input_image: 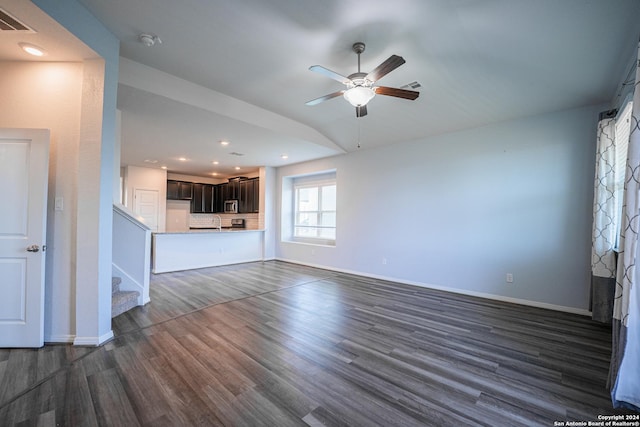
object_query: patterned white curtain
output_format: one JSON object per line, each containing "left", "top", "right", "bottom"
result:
{"left": 610, "top": 42, "right": 640, "bottom": 410}
{"left": 591, "top": 118, "right": 619, "bottom": 323}
{"left": 592, "top": 117, "right": 619, "bottom": 277}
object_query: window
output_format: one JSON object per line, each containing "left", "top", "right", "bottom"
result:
{"left": 292, "top": 173, "right": 336, "bottom": 244}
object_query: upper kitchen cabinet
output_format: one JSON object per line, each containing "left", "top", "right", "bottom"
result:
{"left": 204, "top": 184, "right": 214, "bottom": 212}
{"left": 168, "top": 176, "right": 259, "bottom": 213}
{"left": 239, "top": 177, "right": 259, "bottom": 213}
{"left": 167, "top": 180, "right": 193, "bottom": 200}
{"left": 191, "top": 183, "right": 215, "bottom": 213}
{"left": 227, "top": 177, "right": 242, "bottom": 200}
{"left": 191, "top": 183, "right": 204, "bottom": 213}
{"left": 252, "top": 177, "right": 259, "bottom": 212}
{"left": 215, "top": 183, "right": 228, "bottom": 213}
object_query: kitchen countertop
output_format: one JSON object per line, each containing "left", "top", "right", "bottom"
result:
{"left": 154, "top": 228, "right": 265, "bottom": 235}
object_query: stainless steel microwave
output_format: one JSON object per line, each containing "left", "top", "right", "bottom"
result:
{"left": 224, "top": 199, "right": 238, "bottom": 214}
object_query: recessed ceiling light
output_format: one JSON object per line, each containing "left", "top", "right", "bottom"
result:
{"left": 234, "top": 166, "right": 241, "bottom": 170}
{"left": 178, "top": 157, "right": 187, "bottom": 161}
{"left": 212, "top": 161, "right": 219, "bottom": 165}
{"left": 212, "top": 172, "right": 218, "bottom": 176}
{"left": 144, "top": 159, "right": 158, "bottom": 164}
{"left": 281, "top": 154, "right": 289, "bottom": 159}
{"left": 19, "top": 42, "right": 46, "bottom": 57}
{"left": 160, "top": 166, "right": 167, "bottom": 170}
{"left": 220, "top": 141, "right": 230, "bottom": 146}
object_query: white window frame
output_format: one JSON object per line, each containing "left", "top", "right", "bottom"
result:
{"left": 291, "top": 173, "right": 336, "bottom": 246}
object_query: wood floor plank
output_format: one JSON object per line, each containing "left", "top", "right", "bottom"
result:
{"left": 0, "top": 260, "right": 636, "bottom": 426}
{"left": 86, "top": 368, "right": 141, "bottom": 427}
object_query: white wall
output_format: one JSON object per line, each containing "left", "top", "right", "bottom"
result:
{"left": 74, "top": 57, "right": 114, "bottom": 345}
{"left": 261, "top": 166, "right": 276, "bottom": 260}
{"left": 15, "top": 0, "right": 119, "bottom": 345}
{"left": 123, "top": 165, "right": 168, "bottom": 232}
{"left": 277, "top": 104, "right": 601, "bottom": 313}
{"left": 0, "top": 62, "right": 83, "bottom": 342}
{"left": 166, "top": 200, "right": 191, "bottom": 232}
{"left": 167, "top": 172, "right": 226, "bottom": 185}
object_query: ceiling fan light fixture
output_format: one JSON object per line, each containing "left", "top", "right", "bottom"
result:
{"left": 343, "top": 86, "right": 375, "bottom": 107}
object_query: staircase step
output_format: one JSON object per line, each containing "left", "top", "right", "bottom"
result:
{"left": 112, "top": 290, "right": 139, "bottom": 318}
{"left": 112, "top": 276, "right": 122, "bottom": 293}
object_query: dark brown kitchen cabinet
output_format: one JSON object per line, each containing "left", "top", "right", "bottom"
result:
{"left": 191, "top": 183, "right": 204, "bottom": 212}
{"left": 191, "top": 183, "right": 215, "bottom": 213}
{"left": 239, "top": 179, "right": 251, "bottom": 213}
{"left": 214, "top": 183, "right": 228, "bottom": 213}
{"left": 251, "top": 177, "right": 259, "bottom": 213}
{"left": 212, "top": 184, "right": 221, "bottom": 213}
{"left": 167, "top": 180, "right": 179, "bottom": 199}
{"left": 178, "top": 177, "right": 259, "bottom": 213}
{"left": 167, "top": 180, "right": 193, "bottom": 200}
{"left": 239, "top": 178, "right": 259, "bottom": 213}
{"left": 227, "top": 177, "right": 241, "bottom": 200}
{"left": 203, "top": 184, "right": 214, "bottom": 212}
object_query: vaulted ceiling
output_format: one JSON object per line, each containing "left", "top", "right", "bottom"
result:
{"left": 3, "top": 0, "right": 640, "bottom": 178}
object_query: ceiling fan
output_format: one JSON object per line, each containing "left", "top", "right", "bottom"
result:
{"left": 305, "top": 42, "right": 420, "bottom": 118}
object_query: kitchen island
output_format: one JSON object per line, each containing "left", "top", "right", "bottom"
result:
{"left": 152, "top": 228, "right": 265, "bottom": 273}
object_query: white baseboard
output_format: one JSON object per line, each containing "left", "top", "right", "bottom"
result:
{"left": 45, "top": 334, "right": 75, "bottom": 344}
{"left": 73, "top": 330, "right": 114, "bottom": 347}
{"left": 274, "top": 258, "right": 592, "bottom": 317}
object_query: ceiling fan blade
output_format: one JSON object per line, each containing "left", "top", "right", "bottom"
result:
{"left": 356, "top": 105, "right": 367, "bottom": 118}
{"left": 365, "top": 55, "right": 406, "bottom": 82}
{"left": 305, "top": 90, "right": 345, "bottom": 106}
{"left": 374, "top": 86, "right": 420, "bottom": 100}
{"left": 309, "top": 65, "right": 351, "bottom": 84}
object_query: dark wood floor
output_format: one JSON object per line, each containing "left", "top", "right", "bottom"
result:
{"left": 0, "top": 261, "right": 634, "bottom": 426}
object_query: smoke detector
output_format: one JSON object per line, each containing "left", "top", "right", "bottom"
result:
{"left": 138, "top": 33, "right": 162, "bottom": 47}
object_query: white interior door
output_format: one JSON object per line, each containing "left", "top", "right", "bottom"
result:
{"left": 134, "top": 189, "right": 159, "bottom": 231}
{"left": 0, "top": 129, "right": 49, "bottom": 348}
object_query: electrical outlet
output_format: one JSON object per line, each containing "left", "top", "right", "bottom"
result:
{"left": 506, "top": 273, "right": 514, "bottom": 283}
{"left": 382, "top": 258, "right": 387, "bottom": 265}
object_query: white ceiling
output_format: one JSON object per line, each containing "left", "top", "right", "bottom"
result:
{"left": 3, "top": 0, "right": 640, "bottom": 178}
{"left": 0, "top": 1, "right": 97, "bottom": 62}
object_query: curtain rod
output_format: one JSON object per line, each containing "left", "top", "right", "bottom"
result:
{"left": 599, "top": 109, "right": 618, "bottom": 121}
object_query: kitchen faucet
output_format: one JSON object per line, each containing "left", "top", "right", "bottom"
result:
{"left": 213, "top": 215, "right": 222, "bottom": 231}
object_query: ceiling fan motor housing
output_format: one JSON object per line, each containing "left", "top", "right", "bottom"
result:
{"left": 352, "top": 42, "right": 366, "bottom": 54}
{"left": 347, "top": 72, "right": 371, "bottom": 87}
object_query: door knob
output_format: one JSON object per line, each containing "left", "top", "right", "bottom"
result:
{"left": 26, "top": 245, "right": 40, "bottom": 253}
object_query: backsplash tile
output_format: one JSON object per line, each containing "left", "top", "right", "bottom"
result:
{"left": 189, "top": 213, "right": 260, "bottom": 229}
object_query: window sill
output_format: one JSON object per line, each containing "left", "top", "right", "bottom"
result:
{"left": 283, "top": 238, "right": 335, "bottom": 247}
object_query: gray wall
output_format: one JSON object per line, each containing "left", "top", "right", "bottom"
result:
{"left": 277, "top": 104, "right": 602, "bottom": 312}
